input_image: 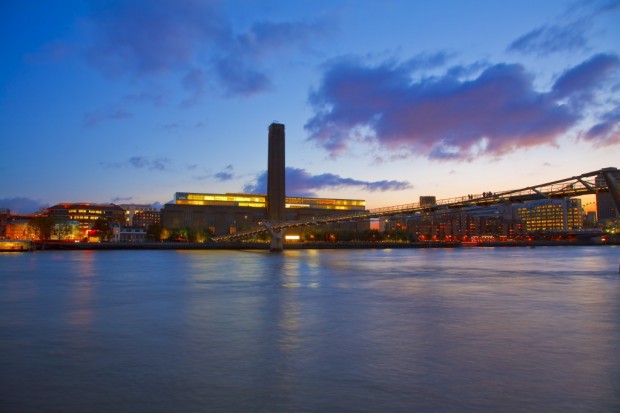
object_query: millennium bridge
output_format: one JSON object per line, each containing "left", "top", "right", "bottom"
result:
{"left": 212, "top": 167, "right": 620, "bottom": 250}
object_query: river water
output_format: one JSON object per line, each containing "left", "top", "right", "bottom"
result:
{"left": 1, "top": 246, "right": 619, "bottom": 412}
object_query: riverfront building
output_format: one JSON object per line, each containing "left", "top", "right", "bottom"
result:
{"left": 47, "top": 203, "right": 126, "bottom": 240}
{"left": 161, "top": 192, "right": 366, "bottom": 236}
{"left": 401, "top": 198, "right": 586, "bottom": 241}
{"left": 48, "top": 203, "right": 125, "bottom": 228}
{"left": 4, "top": 216, "right": 36, "bottom": 240}
{"left": 161, "top": 122, "right": 367, "bottom": 238}
{"left": 515, "top": 198, "right": 583, "bottom": 232}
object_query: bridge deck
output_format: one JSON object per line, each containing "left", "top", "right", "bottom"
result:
{"left": 212, "top": 167, "right": 618, "bottom": 242}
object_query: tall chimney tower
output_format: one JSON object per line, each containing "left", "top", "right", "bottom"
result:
{"left": 267, "top": 123, "right": 285, "bottom": 223}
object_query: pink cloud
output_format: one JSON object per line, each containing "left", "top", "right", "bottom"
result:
{"left": 306, "top": 53, "right": 620, "bottom": 160}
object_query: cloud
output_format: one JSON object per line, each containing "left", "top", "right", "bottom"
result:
{"left": 237, "top": 19, "right": 331, "bottom": 59}
{"left": 507, "top": 22, "right": 590, "bottom": 55}
{"left": 213, "top": 58, "right": 272, "bottom": 97}
{"left": 84, "top": 0, "right": 226, "bottom": 77}
{"left": 243, "top": 167, "right": 412, "bottom": 197}
{"left": 180, "top": 68, "right": 208, "bottom": 108}
{"left": 305, "top": 53, "right": 620, "bottom": 160}
{"left": 125, "top": 90, "right": 168, "bottom": 106}
{"left": 552, "top": 53, "right": 620, "bottom": 99}
{"left": 83, "top": 107, "right": 132, "bottom": 128}
{"left": 507, "top": 0, "right": 620, "bottom": 56}
{"left": 81, "top": 0, "right": 328, "bottom": 100}
{"left": 214, "top": 172, "right": 234, "bottom": 181}
{"left": 111, "top": 196, "right": 133, "bottom": 203}
{"left": 162, "top": 123, "right": 181, "bottom": 133}
{"left": 583, "top": 107, "right": 620, "bottom": 146}
{"left": 196, "top": 165, "right": 236, "bottom": 182}
{"left": 213, "top": 165, "right": 234, "bottom": 182}
{"left": 0, "top": 197, "right": 49, "bottom": 214}
{"left": 147, "top": 158, "right": 171, "bottom": 171}
{"left": 86, "top": 91, "right": 166, "bottom": 129}
{"left": 101, "top": 156, "right": 172, "bottom": 171}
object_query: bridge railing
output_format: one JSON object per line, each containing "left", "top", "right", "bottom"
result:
{"left": 211, "top": 167, "right": 616, "bottom": 242}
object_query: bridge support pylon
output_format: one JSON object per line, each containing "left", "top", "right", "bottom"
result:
{"left": 269, "top": 230, "right": 284, "bottom": 252}
{"left": 601, "top": 167, "right": 620, "bottom": 214}
{"left": 260, "top": 221, "right": 285, "bottom": 252}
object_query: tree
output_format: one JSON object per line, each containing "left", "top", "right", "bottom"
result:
{"left": 160, "top": 228, "right": 171, "bottom": 241}
{"left": 147, "top": 223, "right": 162, "bottom": 241}
{"left": 52, "top": 221, "right": 75, "bottom": 240}
{"left": 28, "top": 216, "right": 54, "bottom": 240}
{"left": 92, "top": 217, "right": 112, "bottom": 241}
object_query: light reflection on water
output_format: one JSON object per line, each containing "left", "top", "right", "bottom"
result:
{"left": 1, "top": 246, "right": 619, "bottom": 412}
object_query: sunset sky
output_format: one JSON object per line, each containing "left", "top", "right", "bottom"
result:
{"left": 1, "top": 0, "right": 619, "bottom": 213}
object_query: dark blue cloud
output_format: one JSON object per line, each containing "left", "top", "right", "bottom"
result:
{"left": 84, "top": 0, "right": 227, "bottom": 77}
{"left": 111, "top": 196, "right": 133, "bottom": 203}
{"left": 215, "top": 165, "right": 235, "bottom": 181}
{"left": 237, "top": 19, "right": 331, "bottom": 58}
{"left": 81, "top": 0, "right": 328, "bottom": 100}
{"left": 507, "top": 22, "right": 590, "bottom": 55}
{"left": 192, "top": 165, "right": 236, "bottom": 182}
{"left": 305, "top": 54, "right": 620, "bottom": 160}
{"left": 83, "top": 107, "right": 132, "bottom": 128}
{"left": 507, "top": 0, "right": 619, "bottom": 56}
{"left": 213, "top": 58, "right": 272, "bottom": 97}
{"left": 214, "top": 172, "right": 234, "bottom": 181}
{"left": 552, "top": 53, "right": 620, "bottom": 99}
{"left": 584, "top": 107, "right": 620, "bottom": 146}
{"left": 244, "top": 167, "right": 411, "bottom": 196}
{"left": 0, "top": 197, "right": 48, "bottom": 214}
{"left": 100, "top": 156, "right": 172, "bottom": 171}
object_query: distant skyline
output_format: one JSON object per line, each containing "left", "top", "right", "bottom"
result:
{"left": 1, "top": 0, "right": 619, "bottom": 213}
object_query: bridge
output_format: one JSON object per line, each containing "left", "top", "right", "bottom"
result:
{"left": 212, "top": 167, "right": 620, "bottom": 250}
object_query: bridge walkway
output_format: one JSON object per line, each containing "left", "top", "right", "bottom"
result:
{"left": 212, "top": 167, "right": 619, "bottom": 243}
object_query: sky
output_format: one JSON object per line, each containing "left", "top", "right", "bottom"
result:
{"left": 1, "top": 0, "right": 619, "bottom": 214}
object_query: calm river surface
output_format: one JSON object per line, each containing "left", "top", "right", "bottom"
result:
{"left": 1, "top": 246, "right": 619, "bottom": 412}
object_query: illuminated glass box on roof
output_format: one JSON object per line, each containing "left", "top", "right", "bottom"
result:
{"left": 174, "top": 192, "right": 365, "bottom": 211}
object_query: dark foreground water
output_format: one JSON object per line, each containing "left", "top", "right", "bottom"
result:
{"left": 1, "top": 246, "right": 619, "bottom": 412}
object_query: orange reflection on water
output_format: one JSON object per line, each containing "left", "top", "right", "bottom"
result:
{"left": 66, "top": 251, "right": 96, "bottom": 326}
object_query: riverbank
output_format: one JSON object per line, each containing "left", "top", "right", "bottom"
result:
{"left": 32, "top": 239, "right": 615, "bottom": 250}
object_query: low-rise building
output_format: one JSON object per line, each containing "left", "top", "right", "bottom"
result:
{"left": 515, "top": 198, "right": 583, "bottom": 232}
{"left": 118, "top": 204, "right": 160, "bottom": 227}
{"left": 121, "top": 226, "right": 147, "bottom": 242}
{"left": 5, "top": 217, "right": 36, "bottom": 240}
{"left": 48, "top": 203, "right": 125, "bottom": 230}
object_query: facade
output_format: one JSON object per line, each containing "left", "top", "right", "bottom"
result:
{"left": 515, "top": 199, "right": 583, "bottom": 232}
{"left": 111, "top": 222, "right": 147, "bottom": 242}
{"left": 5, "top": 214, "right": 83, "bottom": 241}
{"left": 133, "top": 210, "right": 161, "bottom": 228}
{"left": 118, "top": 204, "right": 160, "bottom": 226}
{"left": 5, "top": 218, "right": 36, "bottom": 240}
{"left": 120, "top": 227, "right": 147, "bottom": 242}
{"left": 403, "top": 198, "right": 586, "bottom": 241}
{"left": 404, "top": 204, "right": 521, "bottom": 241}
{"left": 48, "top": 203, "right": 125, "bottom": 230}
{"left": 162, "top": 192, "right": 366, "bottom": 236}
